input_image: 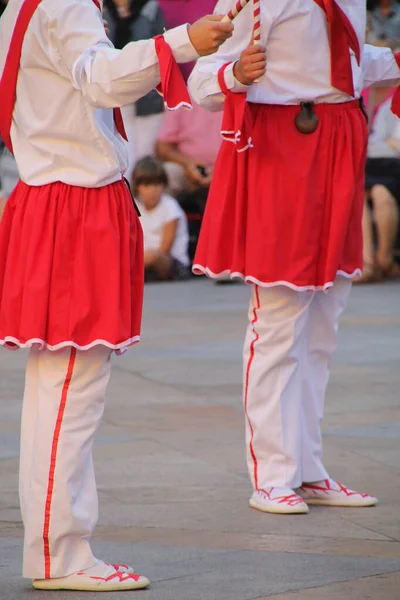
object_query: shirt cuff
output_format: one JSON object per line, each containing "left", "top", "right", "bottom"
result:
{"left": 163, "top": 24, "right": 199, "bottom": 65}
{"left": 224, "top": 61, "right": 251, "bottom": 93}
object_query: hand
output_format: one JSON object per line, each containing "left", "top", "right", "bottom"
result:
{"left": 188, "top": 15, "right": 234, "bottom": 57}
{"left": 144, "top": 249, "right": 161, "bottom": 266}
{"left": 233, "top": 44, "right": 267, "bottom": 85}
{"left": 387, "top": 136, "right": 399, "bottom": 152}
{"left": 103, "top": 19, "right": 110, "bottom": 37}
{"left": 184, "top": 162, "right": 212, "bottom": 187}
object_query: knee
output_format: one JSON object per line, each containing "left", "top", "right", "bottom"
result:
{"left": 255, "top": 285, "right": 313, "bottom": 322}
{"left": 370, "top": 185, "right": 397, "bottom": 208}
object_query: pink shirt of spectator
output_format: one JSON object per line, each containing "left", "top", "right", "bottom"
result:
{"left": 158, "top": 0, "right": 218, "bottom": 80}
{"left": 158, "top": 0, "right": 218, "bottom": 29}
{"left": 157, "top": 102, "right": 223, "bottom": 167}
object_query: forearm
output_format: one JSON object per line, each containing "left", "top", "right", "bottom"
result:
{"left": 188, "top": 0, "right": 254, "bottom": 110}
{"left": 156, "top": 140, "right": 191, "bottom": 168}
{"left": 362, "top": 44, "right": 400, "bottom": 88}
{"left": 50, "top": 2, "right": 198, "bottom": 109}
{"left": 188, "top": 60, "right": 248, "bottom": 110}
{"left": 73, "top": 26, "right": 198, "bottom": 108}
{"left": 160, "top": 219, "right": 179, "bottom": 254}
{"left": 367, "top": 140, "right": 399, "bottom": 158}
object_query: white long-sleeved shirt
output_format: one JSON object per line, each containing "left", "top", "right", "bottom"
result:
{"left": 189, "top": 0, "right": 400, "bottom": 111}
{"left": 0, "top": 0, "right": 198, "bottom": 187}
{"left": 368, "top": 96, "right": 400, "bottom": 158}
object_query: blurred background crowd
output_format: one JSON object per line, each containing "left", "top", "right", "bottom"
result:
{"left": 1, "top": 0, "right": 400, "bottom": 284}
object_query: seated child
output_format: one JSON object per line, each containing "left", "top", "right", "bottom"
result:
{"left": 133, "top": 156, "right": 190, "bottom": 281}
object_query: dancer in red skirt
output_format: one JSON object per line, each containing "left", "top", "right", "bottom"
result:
{"left": 0, "top": 0, "right": 233, "bottom": 591}
{"left": 189, "top": 0, "right": 400, "bottom": 514}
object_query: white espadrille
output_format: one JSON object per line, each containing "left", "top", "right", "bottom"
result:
{"left": 298, "top": 478, "right": 378, "bottom": 507}
{"left": 249, "top": 487, "right": 309, "bottom": 514}
{"left": 32, "top": 563, "right": 150, "bottom": 591}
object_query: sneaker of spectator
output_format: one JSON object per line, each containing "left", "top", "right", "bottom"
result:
{"left": 155, "top": 102, "right": 222, "bottom": 200}
{"left": 132, "top": 156, "right": 190, "bottom": 282}
{"left": 104, "top": 0, "right": 167, "bottom": 181}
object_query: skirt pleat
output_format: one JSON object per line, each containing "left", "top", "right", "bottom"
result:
{"left": 0, "top": 180, "right": 144, "bottom": 352}
{"left": 193, "top": 101, "right": 368, "bottom": 291}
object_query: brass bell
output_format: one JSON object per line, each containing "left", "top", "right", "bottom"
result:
{"left": 295, "top": 102, "right": 319, "bottom": 134}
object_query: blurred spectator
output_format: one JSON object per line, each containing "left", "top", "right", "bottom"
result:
{"left": 156, "top": 102, "right": 222, "bottom": 200}
{"left": 0, "top": 194, "right": 6, "bottom": 222}
{"left": 355, "top": 86, "right": 400, "bottom": 283}
{"left": 158, "top": 0, "right": 218, "bottom": 80}
{"left": 0, "top": 143, "right": 19, "bottom": 221}
{"left": 133, "top": 156, "right": 190, "bottom": 281}
{"left": 0, "top": 0, "right": 7, "bottom": 17}
{"left": 104, "top": 0, "right": 166, "bottom": 181}
{"left": 367, "top": 0, "right": 400, "bottom": 46}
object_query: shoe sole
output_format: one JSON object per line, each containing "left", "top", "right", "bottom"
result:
{"left": 249, "top": 499, "right": 309, "bottom": 514}
{"left": 302, "top": 498, "right": 378, "bottom": 507}
{"left": 32, "top": 576, "right": 150, "bottom": 591}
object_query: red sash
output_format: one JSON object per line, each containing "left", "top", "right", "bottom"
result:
{"left": 313, "top": 0, "right": 360, "bottom": 97}
{"left": 0, "top": 0, "right": 41, "bottom": 153}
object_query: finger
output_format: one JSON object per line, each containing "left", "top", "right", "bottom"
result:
{"left": 247, "top": 53, "right": 266, "bottom": 64}
{"left": 246, "top": 60, "right": 266, "bottom": 72}
{"left": 249, "top": 69, "right": 266, "bottom": 81}
{"left": 215, "top": 32, "right": 234, "bottom": 44}
{"left": 212, "top": 21, "right": 234, "bottom": 33}
{"left": 244, "top": 44, "right": 266, "bottom": 55}
{"left": 205, "top": 14, "right": 227, "bottom": 21}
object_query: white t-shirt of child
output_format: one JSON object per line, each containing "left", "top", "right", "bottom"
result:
{"left": 138, "top": 194, "right": 190, "bottom": 266}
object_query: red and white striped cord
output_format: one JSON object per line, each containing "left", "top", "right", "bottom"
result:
{"left": 222, "top": 0, "right": 261, "bottom": 45}
{"left": 252, "top": 0, "right": 261, "bottom": 44}
{"left": 225, "top": 0, "right": 249, "bottom": 21}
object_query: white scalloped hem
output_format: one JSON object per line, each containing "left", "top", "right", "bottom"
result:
{"left": 0, "top": 335, "right": 140, "bottom": 354}
{"left": 192, "top": 265, "right": 362, "bottom": 292}
{"left": 165, "top": 100, "right": 193, "bottom": 112}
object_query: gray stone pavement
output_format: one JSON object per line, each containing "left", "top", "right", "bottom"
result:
{"left": 0, "top": 279, "right": 400, "bottom": 599}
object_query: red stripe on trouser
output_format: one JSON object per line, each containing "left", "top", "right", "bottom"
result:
{"left": 244, "top": 285, "right": 260, "bottom": 490}
{"left": 43, "top": 348, "right": 77, "bottom": 579}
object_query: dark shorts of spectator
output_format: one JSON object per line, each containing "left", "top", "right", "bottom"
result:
{"left": 145, "top": 258, "right": 191, "bottom": 283}
{"left": 365, "top": 158, "right": 400, "bottom": 204}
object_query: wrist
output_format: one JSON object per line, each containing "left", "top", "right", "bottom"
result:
{"left": 233, "top": 61, "right": 247, "bottom": 86}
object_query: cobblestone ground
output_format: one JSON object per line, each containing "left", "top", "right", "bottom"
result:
{"left": 0, "top": 279, "right": 399, "bottom": 599}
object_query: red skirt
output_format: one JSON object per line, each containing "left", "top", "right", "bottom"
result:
{"left": 193, "top": 101, "right": 368, "bottom": 291}
{"left": 0, "top": 180, "right": 144, "bottom": 352}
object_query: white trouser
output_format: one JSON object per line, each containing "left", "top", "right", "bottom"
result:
{"left": 243, "top": 277, "right": 352, "bottom": 491}
{"left": 20, "top": 345, "right": 112, "bottom": 579}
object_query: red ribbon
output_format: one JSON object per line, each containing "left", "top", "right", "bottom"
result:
{"left": 0, "top": 0, "right": 43, "bottom": 153}
{"left": 154, "top": 35, "right": 192, "bottom": 111}
{"left": 218, "top": 63, "right": 253, "bottom": 153}
{"left": 313, "top": 0, "right": 360, "bottom": 97}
